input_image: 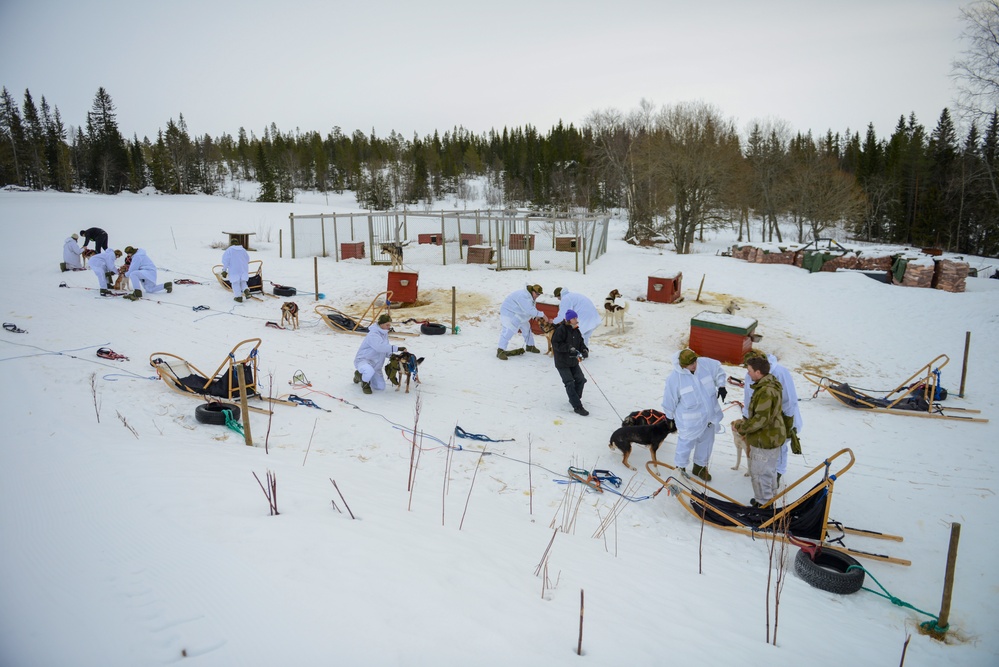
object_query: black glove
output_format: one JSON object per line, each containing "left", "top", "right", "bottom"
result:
{"left": 569, "top": 347, "right": 579, "bottom": 357}
{"left": 581, "top": 349, "right": 589, "bottom": 359}
{"left": 398, "top": 347, "right": 406, "bottom": 353}
{"left": 221, "top": 270, "right": 228, "bottom": 278}
{"left": 717, "top": 387, "right": 727, "bottom": 401}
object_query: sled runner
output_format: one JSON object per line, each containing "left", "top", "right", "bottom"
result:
{"left": 802, "top": 354, "right": 987, "bottom": 423}
{"left": 149, "top": 338, "right": 294, "bottom": 414}
{"left": 646, "top": 448, "right": 910, "bottom": 566}
{"left": 212, "top": 261, "right": 275, "bottom": 298}
{"left": 315, "top": 291, "right": 418, "bottom": 339}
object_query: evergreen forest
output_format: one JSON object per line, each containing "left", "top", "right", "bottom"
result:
{"left": 2, "top": 85, "right": 997, "bottom": 258}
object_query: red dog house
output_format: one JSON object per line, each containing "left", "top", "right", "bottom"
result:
{"left": 530, "top": 299, "right": 560, "bottom": 335}
{"left": 387, "top": 271, "right": 419, "bottom": 303}
{"left": 647, "top": 270, "right": 682, "bottom": 304}
{"left": 340, "top": 241, "right": 365, "bottom": 260}
{"left": 689, "top": 311, "right": 758, "bottom": 365}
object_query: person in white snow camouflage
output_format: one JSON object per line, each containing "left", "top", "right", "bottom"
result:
{"left": 742, "top": 349, "right": 803, "bottom": 485}
{"left": 496, "top": 284, "right": 548, "bottom": 360}
{"left": 353, "top": 313, "right": 406, "bottom": 394}
{"left": 89, "top": 248, "right": 122, "bottom": 295}
{"left": 551, "top": 287, "right": 600, "bottom": 351}
{"left": 62, "top": 234, "right": 83, "bottom": 271}
{"left": 661, "top": 348, "right": 727, "bottom": 481}
{"left": 221, "top": 238, "right": 251, "bottom": 302}
{"left": 122, "top": 246, "right": 172, "bottom": 301}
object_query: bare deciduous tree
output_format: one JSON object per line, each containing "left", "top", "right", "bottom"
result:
{"left": 953, "top": 0, "right": 999, "bottom": 124}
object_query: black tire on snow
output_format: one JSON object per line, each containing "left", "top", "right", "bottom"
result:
{"left": 420, "top": 322, "right": 447, "bottom": 335}
{"left": 195, "top": 402, "right": 241, "bottom": 425}
{"left": 273, "top": 285, "right": 297, "bottom": 297}
{"left": 794, "top": 547, "right": 865, "bottom": 595}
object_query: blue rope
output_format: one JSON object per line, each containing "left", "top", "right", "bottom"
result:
{"left": 454, "top": 425, "right": 515, "bottom": 442}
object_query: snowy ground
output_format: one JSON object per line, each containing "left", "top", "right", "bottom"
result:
{"left": 1, "top": 186, "right": 997, "bottom": 667}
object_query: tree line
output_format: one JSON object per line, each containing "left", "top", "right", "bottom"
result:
{"left": 1, "top": 85, "right": 997, "bottom": 258}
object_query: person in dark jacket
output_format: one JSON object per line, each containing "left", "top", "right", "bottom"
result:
{"left": 551, "top": 309, "right": 589, "bottom": 416}
{"left": 80, "top": 227, "right": 109, "bottom": 253}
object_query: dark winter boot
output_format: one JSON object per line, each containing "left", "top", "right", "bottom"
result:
{"left": 60, "top": 262, "right": 68, "bottom": 272}
{"left": 123, "top": 289, "right": 142, "bottom": 302}
{"left": 234, "top": 296, "right": 243, "bottom": 303}
{"left": 496, "top": 348, "right": 508, "bottom": 360}
{"left": 100, "top": 289, "right": 110, "bottom": 296}
{"left": 361, "top": 381, "right": 373, "bottom": 395}
{"left": 506, "top": 348, "right": 525, "bottom": 356}
{"left": 164, "top": 282, "right": 173, "bottom": 293}
{"left": 525, "top": 345, "right": 541, "bottom": 354}
{"left": 573, "top": 406, "right": 590, "bottom": 416}
{"left": 691, "top": 464, "right": 712, "bottom": 482}
{"left": 353, "top": 370, "right": 362, "bottom": 384}
{"left": 243, "top": 288, "right": 251, "bottom": 298}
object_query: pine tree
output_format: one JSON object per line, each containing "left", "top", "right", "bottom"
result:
{"left": 0, "top": 87, "right": 25, "bottom": 186}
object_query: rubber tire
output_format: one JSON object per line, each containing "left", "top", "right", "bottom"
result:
{"left": 421, "top": 322, "right": 447, "bottom": 335}
{"left": 195, "top": 402, "right": 241, "bottom": 425}
{"left": 794, "top": 548, "right": 864, "bottom": 595}
{"left": 273, "top": 285, "right": 297, "bottom": 297}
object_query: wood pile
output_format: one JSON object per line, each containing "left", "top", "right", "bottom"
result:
{"left": 898, "top": 262, "right": 935, "bottom": 288}
{"left": 932, "top": 259, "right": 970, "bottom": 293}
{"left": 756, "top": 250, "right": 796, "bottom": 264}
{"left": 855, "top": 255, "right": 893, "bottom": 271}
{"left": 820, "top": 254, "right": 859, "bottom": 271}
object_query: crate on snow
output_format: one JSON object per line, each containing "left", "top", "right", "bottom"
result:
{"left": 387, "top": 271, "right": 419, "bottom": 303}
{"left": 689, "top": 311, "right": 758, "bottom": 365}
{"left": 647, "top": 270, "right": 683, "bottom": 304}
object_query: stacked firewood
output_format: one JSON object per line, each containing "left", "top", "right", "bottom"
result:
{"left": 933, "top": 259, "right": 970, "bottom": 293}
{"left": 855, "top": 255, "right": 892, "bottom": 271}
{"left": 899, "top": 261, "right": 935, "bottom": 287}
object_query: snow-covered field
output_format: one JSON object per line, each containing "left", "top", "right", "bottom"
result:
{"left": 1, "top": 187, "right": 997, "bottom": 667}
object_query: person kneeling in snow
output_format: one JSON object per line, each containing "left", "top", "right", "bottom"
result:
{"left": 353, "top": 313, "right": 406, "bottom": 395}
{"left": 122, "top": 246, "right": 172, "bottom": 301}
{"left": 89, "top": 248, "right": 122, "bottom": 295}
{"left": 62, "top": 233, "right": 83, "bottom": 272}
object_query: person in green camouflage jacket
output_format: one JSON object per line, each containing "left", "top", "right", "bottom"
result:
{"left": 735, "top": 356, "right": 787, "bottom": 507}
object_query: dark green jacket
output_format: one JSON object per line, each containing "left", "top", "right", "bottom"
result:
{"left": 736, "top": 373, "right": 787, "bottom": 449}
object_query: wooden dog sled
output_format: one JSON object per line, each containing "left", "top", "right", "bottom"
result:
{"left": 315, "top": 291, "right": 418, "bottom": 339}
{"left": 803, "top": 354, "right": 987, "bottom": 423}
{"left": 212, "top": 261, "right": 276, "bottom": 298}
{"left": 149, "top": 338, "right": 293, "bottom": 414}
{"left": 646, "top": 448, "right": 910, "bottom": 566}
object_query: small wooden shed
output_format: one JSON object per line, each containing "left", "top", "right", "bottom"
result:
{"left": 647, "top": 270, "right": 683, "bottom": 304}
{"left": 689, "top": 311, "right": 758, "bottom": 365}
{"left": 387, "top": 270, "right": 419, "bottom": 303}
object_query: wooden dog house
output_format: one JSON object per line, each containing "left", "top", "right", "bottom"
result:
{"left": 647, "top": 270, "right": 682, "bottom": 304}
{"left": 341, "top": 241, "right": 365, "bottom": 260}
{"left": 689, "top": 311, "right": 758, "bottom": 365}
{"left": 530, "top": 299, "right": 560, "bottom": 335}
{"left": 387, "top": 270, "right": 419, "bottom": 303}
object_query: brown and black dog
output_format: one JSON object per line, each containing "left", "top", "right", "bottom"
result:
{"left": 610, "top": 409, "right": 678, "bottom": 469}
{"left": 534, "top": 317, "right": 556, "bottom": 356}
{"left": 385, "top": 350, "right": 424, "bottom": 393}
{"left": 281, "top": 301, "right": 300, "bottom": 330}
{"left": 604, "top": 289, "right": 629, "bottom": 328}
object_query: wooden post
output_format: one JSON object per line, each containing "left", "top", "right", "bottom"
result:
{"left": 314, "top": 256, "right": 319, "bottom": 302}
{"left": 320, "top": 213, "right": 327, "bottom": 257}
{"left": 959, "top": 332, "right": 970, "bottom": 398}
{"left": 235, "top": 364, "right": 252, "bottom": 446}
{"left": 934, "top": 522, "right": 961, "bottom": 637}
{"left": 695, "top": 274, "right": 706, "bottom": 302}
{"left": 576, "top": 589, "right": 584, "bottom": 655}
{"left": 451, "top": 286, "right": 456, "bottom": 334}
{"left": 289, "top": 213, "right": 296, "bottom": 259}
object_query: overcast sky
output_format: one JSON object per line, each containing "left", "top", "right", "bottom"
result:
{"left": 0, "top": 0, "right": 969, "bottom": 143}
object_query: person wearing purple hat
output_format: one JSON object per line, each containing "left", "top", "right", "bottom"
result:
{"left": 551, "top": 309, "right": 590, "bottom": 416}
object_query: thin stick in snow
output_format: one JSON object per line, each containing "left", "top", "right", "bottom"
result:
{"left": 459, "top": 445, "right": 486, "bottom": 531}
{"left": 330, "top": 478, "right": 355, "bottom": 519}
{"left": 302, "top": 417, "right": 318, "bottom": 466}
